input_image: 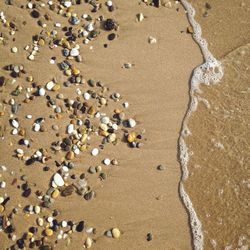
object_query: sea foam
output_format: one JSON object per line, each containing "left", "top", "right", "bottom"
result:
{"left": 179, "top": 1, "right": 224, "bottom": 249}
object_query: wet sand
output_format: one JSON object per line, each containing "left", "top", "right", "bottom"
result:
{"left": 0, "top": 1, "right": 202, "bottom": 249}
{"left": 181, "top": 1, "right": 250, "bottom": 249}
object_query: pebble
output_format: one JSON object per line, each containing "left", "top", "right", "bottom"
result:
{"left": 148, "top": 36, "right": 157, "bottom": 44}
{"left": 44, "top": 228, "right": 53, "bottom": 237}
{"left": 11, "top": 119, "right": 19, "bottom": 128}
{"left": 157, "top": 165, "right": 166, "bottom": 171}
{"left": 53, "top": 173, "right": 65, "bottom": 187}
{"left": 46, "top": 81, "right": 56, "bottom": 90}
{"left": 85, "top": 237, "right": 92, "bottom": 248}
{"left": 51, "top": 189, "right": 60, "bottom": 199}
{"left": 0, "top": 204, "right": 5, "bottom": 213}
{"left": 91, "top": 148, "right": 99, "bottom": 156}
{"left": 11, "top": 47, "right": 18, "bottom": 53}
{"left": 137, "top": 13, "right": 145, "bottom": 22}
{"left": 127, "top": 118, "right": 136, "bottom": 128}
{"left": 33, "top": 123, "right": 41, "bottom": 132}
{"left": 101, "top": 116, "right": 110, "bottom": 124}
{"left": 34, "top": 205, "right": 41, "bottom": 214}
{"left": 147, "top": 232, "right": 153, "bottom": 241}
{"left": 39, "top": 87, "right": 46, "bottom": 96}
{"left": 111, "top": 228, "right": 121, "bottom": 239}
{"left": 37, "top": 218, "right": 44, "bottom": 227}
{"left": 76, "top": 221, "right": 84, "bottom": 232}
{"left": 67, "top": 124, "right": 74, "bottom": 134}
{"left": 70, "top": 48, "right": 80, "bottom": 57}
{"left": 103, "top": 158, "right": 111, "bottom": 166}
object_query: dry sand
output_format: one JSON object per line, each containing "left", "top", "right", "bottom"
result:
{"left": 0, "top": 1, "right": 203, "bottom": 249}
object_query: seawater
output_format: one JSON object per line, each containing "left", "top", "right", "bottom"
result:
{"left": 179, "top": 1, "right": 250, "bottom": 249}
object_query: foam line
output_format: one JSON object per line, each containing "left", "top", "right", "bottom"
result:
{"left": 178, "top": 1, "right": 224, "bottom": 249}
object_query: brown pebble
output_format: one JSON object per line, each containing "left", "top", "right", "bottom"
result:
{"left": 66, "top": 151, "right": 74, "bottom": 160}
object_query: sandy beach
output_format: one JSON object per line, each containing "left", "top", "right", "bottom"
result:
{"left": 0, "top": 1, "right": 202, "bottom": 249}
{"left": 1, "top": 0, "right": 249, "bottom": 249}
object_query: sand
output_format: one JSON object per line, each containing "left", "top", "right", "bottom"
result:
{"left": 0, "top": 1, "right": 203, "bottom": 249}
{"left": 180, "top": 1, "right": 250, "bottom": 249}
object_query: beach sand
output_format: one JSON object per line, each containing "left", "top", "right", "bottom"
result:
{"left": 0, "top": 1, "right": 202, "bottom": 249}
{"left": 180, "top": 0, "right": 250, "bottom": 249}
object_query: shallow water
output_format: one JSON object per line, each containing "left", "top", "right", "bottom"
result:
{"left": 180, "top": 1, "right": 250, "bottom": 248}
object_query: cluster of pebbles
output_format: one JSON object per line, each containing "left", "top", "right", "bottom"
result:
{"left": 0, "top": 0, "right": 147, "bottom": 249}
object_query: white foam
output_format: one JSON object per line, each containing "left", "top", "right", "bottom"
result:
{"left": 179, "top": 1, "right": 224, "bottom": 249}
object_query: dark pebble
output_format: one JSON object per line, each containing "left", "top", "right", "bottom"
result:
{"left": 61, "top": 185, "right": 74, "bottom": 197}
{"left": 84, "top": 191, "right": 94, "bottom": 201}
{"left": 76, "top": 220, "right": 84, "bottom": 232}
{"left": 104, "top": 19, "right": 116, "bottom": 31}
{"left": 23, "top": 188, "right": 31, "bottom": 197}
{"left": 107, "top": 33, "right": 116, "bottom": 41}
{"left": 30, "top": 10, "right": 40, "bottom": 18}
{"left": 147, "top": 232, "right": 153, "bottom": 241}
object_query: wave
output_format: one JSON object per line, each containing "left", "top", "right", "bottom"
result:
{"left": 178, "top": 1, "right": 224, "bottom": 249}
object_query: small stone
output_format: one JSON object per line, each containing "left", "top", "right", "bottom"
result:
{"left": 101, "top": 116, "right": 110, "bottom": 124}
{"left": 52, "top": 125, "right": 59, "bottom": 130}
{"left": 136, "top": 13, "right": 144, "bottom": 22}
{"left": 76, "top": 221, "right": 84, "bottom": 232}
{"left": 46, "top": 81, "right": 56, "bottom": 90}
{"left": 127, "top": 118, "right": 136, "bottom": 128}
{"left": 11, "top": 47, "right": 18, "bottom": 53}
{"left": 61, "top": 185, "right": 74, "bottom": 197}
{"left": 0, "top": 204, "right": 5, "bottom": 213}
{"left": 66, "top": 151, "right": 74, "bottom": 160}
{"left": 52, "top": 84, "right": 60, "bottom": 91}
{"left": 148, "top": 36, "right": 157, "bottom": 44}
{"left": 187, "top": 25, "right": 194, "bottom": 34}
{"left": 104, "top": 18, "right": 116, "bottom": 31}
{"left": 67, "top": 124, "right": 74, "bottom": 134}
{"left": 34, "top": 205, "right": 41, "bottom": 214}
{"left": 84, "top": 191, "right": 95, "bottom": 201}
{"left": 111, "top": 228, "right": 121, "bottom": 239}
{"left": 39, "top": 87, "right": 46, "bottom": 96}
{"left": 28, "top": 54, "right": 35, "bottom": 61}
{"left": 51, "top": 189, "right": 60, "bottom": 199}
{"left": 70, "top": 48, "right": 80, "bottom": 57}
{"left": 103, "top": 158, "right": 111, "bottom": 166}
{"left": 11, "top": 119, "right": 19, "bottom": 128}
{"left": 38, "top": 38, "right": 45, "bottom": 46}
{"left": 44, "top": 228, "right": 53, "bottom": 237}
{"left": 127, "top": 132, "right": 136, "bottom": 143}
{"left": 37, "top": 218, "right": 44, "bottom": 227}
{"left": 89, "top": 166, "right": 96, "bottom": 174}
{"left": 91, "top": 148, "right": 99, "bottom": 156}
{"left": 85, "top": 237, "right": 93, "bottom": 248}
{"left": 53, "top": 173, "right": 64, "bottom": 187}
{"left": 146, "top": 232, "right": 153, "bottom": 241}
{"left": 157, "top": 165, "right": 166, "bottom": 171}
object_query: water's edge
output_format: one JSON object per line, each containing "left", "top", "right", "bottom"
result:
{"left": 178, "top": 1, "right": 224, "bottom": 249}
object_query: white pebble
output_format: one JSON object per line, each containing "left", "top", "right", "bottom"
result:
{"left": 11, "top": 47, "right": 18, "bottom": 53}
{"left": 26, "top": 114, "right": 32, "bottom": 119}
{"left": 101, "top": 116, "right": 110, "bottom": 125}
{"left": 106, "top": 0, "right": 113, "bottom": 7}
{"left": 0, "top": 181, "right": 6, "bottom": 188}
{"left": 11, "top": 119, "right": 19, "bottom": 128}
{"left": 83, "top": 92, "right": 91, "bottom": 100}
{"left": 61, "top": 221, "right": 67, "bottom": 228}
{"left": 33, "top": 123, "right": 41, "bottom": 132}
{"left": 38, "top": 87, "right": 46, "bottom": 96}
{"left": 46, "top": 81, "right": 55, "bottom": 90}
{"left": 103, "top": 158, "right": 111, "bottom": 166}
{"left": 67, "top": 124, "right": 74, "bottom": 134}
{"left": 53, "top": 173, "right": 65, "bottom": 187}
{"left": 70, "top": 48, "right": 80, "bottom": 57}
{"left": 91, "top": 148, "right": 99, "bottom": 156}
{"left": 12, "top": 128, "right": 18, "bottom": 135}
{"left": 123, "top": 102, "right": 129, "bottom": 108}
{"left": 128, "top": 118, "right": 136, "bottom": 128}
